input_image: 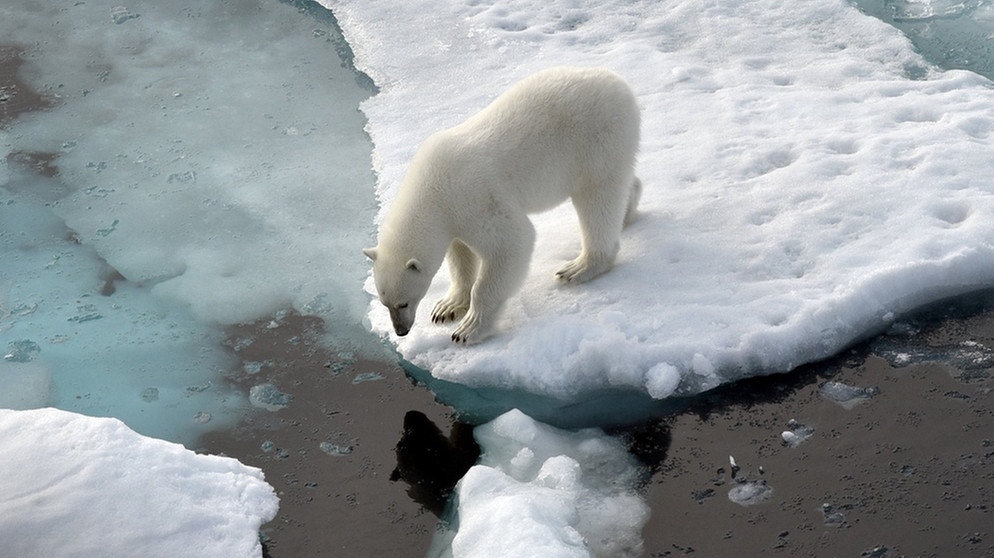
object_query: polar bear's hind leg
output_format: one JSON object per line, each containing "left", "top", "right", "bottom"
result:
{"left": 556, "top": 173, "right": 635, "bottom": 283}
{"left": 624, "top": 177, "right": 642, "bottom": 227}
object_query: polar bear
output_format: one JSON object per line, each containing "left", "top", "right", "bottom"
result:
{"left": 364, "top": 66, "right": 641, "bottom": 344}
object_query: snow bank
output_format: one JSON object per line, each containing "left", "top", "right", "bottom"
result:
{"left": 327, "top": 0, "right": 994, "bottom": 399}
{"left": 440, "top": 410, "right": 648, "bottom": 558}
{"left": 0, "top": 408, "right": 277, "bottom": 558}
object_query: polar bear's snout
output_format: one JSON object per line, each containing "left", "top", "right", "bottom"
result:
{"left": 389, "top": 303, "right": 417, "bottom": 336}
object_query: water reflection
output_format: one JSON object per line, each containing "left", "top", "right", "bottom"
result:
{"left": 391, "top": 410, "right": 480, "bottom": 516}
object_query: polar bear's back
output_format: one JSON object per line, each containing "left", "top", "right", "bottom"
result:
{"left": 444, "top": 67, "right": 640, "bottom": 213}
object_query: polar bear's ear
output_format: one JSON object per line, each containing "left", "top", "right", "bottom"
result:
{"left": 362, "top": 247, "right": 378, "bottom": 261}
{"left": 406, "top": 258, "right": 422, "bottom": 272}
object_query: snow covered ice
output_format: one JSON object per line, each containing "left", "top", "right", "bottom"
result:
{"left": 0, "top": 408, "right": 277, "bottom": 557}
{"left": 330, "top": 0, "right": 994, "bottom": 403}
{"left": 434, "top": 410, "right": 649, "bottom": 558}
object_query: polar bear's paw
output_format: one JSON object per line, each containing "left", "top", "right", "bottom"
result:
{"left": 555, "top": 256, "right": 613, "bottom": 284}
{"left": 451, "top": 311, "right": 492, "bottom": 344}
{"left": 431, "top": 296, "right": 469, "bottom": 324}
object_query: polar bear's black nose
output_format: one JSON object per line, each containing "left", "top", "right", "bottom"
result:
{"left": 394, "top": 324, "right": 410, "bottom": 336}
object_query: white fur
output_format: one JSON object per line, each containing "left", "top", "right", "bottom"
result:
{"left": 365, "top": 67, "right": 641, "bottom": 344}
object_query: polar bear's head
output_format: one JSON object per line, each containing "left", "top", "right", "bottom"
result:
{"left": 363, "top": 247, "right": 432, "bottom": 337}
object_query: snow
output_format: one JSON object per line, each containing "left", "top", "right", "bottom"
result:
{"left": 327, "top": 0, "right": 994, "bottom": 401}
{"left": 0, "top": 407, "right": 277, "bottom": 558}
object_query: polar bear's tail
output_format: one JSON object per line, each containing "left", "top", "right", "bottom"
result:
{"left": 623, "top": 176, "right": 642, "bottom": 227}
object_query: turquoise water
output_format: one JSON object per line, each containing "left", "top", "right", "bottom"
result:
{"left": 853, "top": 0, "right": 994, "bottom": 79}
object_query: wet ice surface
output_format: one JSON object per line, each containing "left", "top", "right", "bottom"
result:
{"left": 1, "top": 0, "right": 380, "bottom": 446}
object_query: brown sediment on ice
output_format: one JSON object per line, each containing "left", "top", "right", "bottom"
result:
{"left": 197, "top": 313, "right": 472, "bottom": 557}
{"left": 0, "top": 45, "right": 51, "bottom": 127}
{"left": 1, "top": 44, "right": 59, "bottom": 178}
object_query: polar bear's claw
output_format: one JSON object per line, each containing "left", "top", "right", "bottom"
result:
{"left": 556, "top": 256, "right": 612, "bottom": 284}
{"left": 431, "top": 298, "right": 469, "bottom": 324}
{"left": 450, "top": 311, "right": 491, "bottom": 344}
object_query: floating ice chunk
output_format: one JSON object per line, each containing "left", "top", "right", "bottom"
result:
{"left": 4, "top": 339, "right": 40, "bottom": 362}
{"left": 862, "top": 545, "right": 891, "bottom": 557}
{"left": 780, "top": 431, "right": 801, "bottom": 445}
{"left": 874, "top": 336, "right": 994, "bottom": 375}
{"left": 319, "top": 441, "right": 354, "bottom": 456}
{"left": 728, "top": 480, "right": 773, "bottom": 506}
{"left": 140, "top": 387, "right": 159, "bottom": 402}
{"left": 352, "top": 371, "right": 385, "bottom": 384}
{"left": 821, "top": 503, "right": 846, "bottom": 526}
{"left": 819, "top": 380, "right": 880, "bottom": 409}
{"left": 0, "top": 408, "right": 277, "bottom": 557}
{"left": 725, "top": 455, "right": 771, "bottom": 505}
{"left": 781, "top": 419, "right": 814, "bottom": 447}
{"left": 448, "top": 409, "right": 648, "bottom": 557}
{"left": 249, "top": 383, "right": 293, "bottom": 411}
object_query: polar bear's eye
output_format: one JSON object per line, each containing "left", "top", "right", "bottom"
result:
{"left": 397, "top": 303, "right": 409, "bottom": 309}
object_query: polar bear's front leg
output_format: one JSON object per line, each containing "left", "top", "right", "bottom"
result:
{"left": 450, "top": 266, "right": 507, "bottom": 344}
{"left": 432, "top": 240, "right": 477, "bottom": 324}
{"left": 451, "top": 215, "right": 534, "bottom": 344}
